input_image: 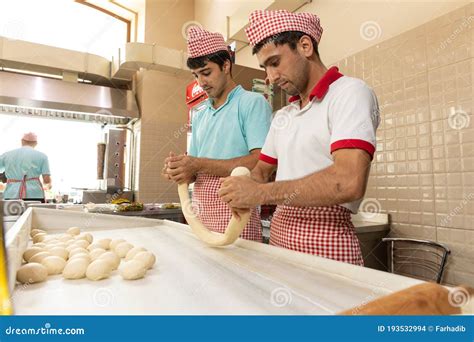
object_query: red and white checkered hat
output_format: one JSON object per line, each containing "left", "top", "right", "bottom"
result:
{"left": 187, "top": 26, "right": 228, "bottom": 58}
{"left": 245, "top": 10, "right": 323, "bottom": 47}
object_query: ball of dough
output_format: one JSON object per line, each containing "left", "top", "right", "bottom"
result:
{"left": 30, "top": 229, "right": 45, "bottom": 237}
{"left": 98, "top": 251, "right": 121, "bottom": 270}
{"left": 41, "top": 256, "right": 66, "bottom": 275}
{"left": 29, "top": 251, "right": 52, "bottom": 264}
{"left": 62, "top": 258, "right": 89, "bottom": 279}
{"left": 33, "top": 242, "right": 47, "bottom": 248}
{"left": 125, "top": 247, "right": 147, "bottom": 261}
{"left": 231, "top": 166, "right": 251, "bottom": 177}
{"left": 23, "top": 247, "right": 45, "bottom": 262}
{"left": 49, "top": 247, "right": 68, "bottom": 260}
{"left": 69, "top": 247, "right": 88, "bottom": 257}
{"left": 59, "top": 234, "right": 75, "bottom": 242}
{"left": 17, "top": 263, "right": 48, "bottom": 284}
{"left": 90, "top": 248, "right": 106, "bottom": 261}
{"left": 47, "top": 242, "right": 67, "bottom": 249}
{"left": 67, "top": 227, "right": 81, "bottom": 236}
{"left": 97, "top": 238, "right": 111, "bottom": 250}
{"left": 109, "top": 239, "right": 126, "bottom": 251}
{"left": 69, "top": 253, "right": 91, "bottom": 264}
{"left": 86, "top": 259, "right": 112, "bottom": 281}
{"left": 76, "top": 233, "right": 93, "bottom": 244}
{"left": 33, "top": 233, "right": 47, "bottom": 243}
{"left": 115, "top": 242, "right": 134, "bottom": 258}
{"left": 71, "top": 239, "right": 90, "bottom": 249}
{"left": 87, "top": 243, "right": 104, "bottom": 251}
{"left": 134, "top": 251, "right": 156, "bottom": 269}
{"left": 120, "top": 259, "right": 147, "bottom": 280}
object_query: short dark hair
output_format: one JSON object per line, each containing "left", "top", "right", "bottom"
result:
{"left": 187, "top": 50, "right": 233, "bottom": 74}
{"left": 252, "top": 31, "right": 319, "bottom": 56}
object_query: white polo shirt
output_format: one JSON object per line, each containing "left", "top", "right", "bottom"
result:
{"left": 260, "top": 66, "right": 380, "bottom": 213}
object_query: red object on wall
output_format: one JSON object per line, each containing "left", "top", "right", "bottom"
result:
{"left": 186, "top": 80, "right": 208, "bottom": 109}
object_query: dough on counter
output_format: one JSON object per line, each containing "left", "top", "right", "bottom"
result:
{"left": 30, "top": 229, "right": 46, "bottom": 238}
{"left": 98, "top": 251, "right": 121, "bottom": 270}
{"left": 23, "top": 247, "right": 45, "bottom": 262}
{"left": 120, "top": 259, "right": 147, "bottom": 280}
{"left": 33, "top": 233, "right": 47, "bottom": 243}
{"left": 71, "top": 239, "right": 90, "bottom": 249}
{"left": 41, "top": 256, "right": 67, "bottom": 275}
{"left": 109, "top": 239, "right": 126, "bottom": 251}
{"left": 125, "top": 247, "right": 146, "bottom": 261}
{"left": 76, "top": 233, "right": 93, "bottom": 244}
{"left": 67, "top": 227, "right": 81, "bottom": 236}
{"left": 69, "top": 247, "right": 88, "bottom": 257}
{"left": 177, "top": 166, "right": 252, "bottom": 247}
{"left": 87, "top": 243, "right": 105, "bottom": 251}
{"left": 69, "top": 253, "right": 92, "bottom": 263}
{"left": 49, "top": 247, "right": 69, "bottom": 260}
{"left": 29, "top": 251, "right": 52, "bottom": 264}
{"left": 97, "top": 238, "right": 112, "bottom": 250}
{"left": 17, "top": 263, "right": 48, "bottom": 284}
{"left": 59, "top": 234, "right": 75, "bottom": 242}
{"left": 115, "top": 242, "right": 134, "bottom": 258}
{"left": 86, "top": 259, "right": 112, "bottom": 281}
{"left": 134, "top": 251, "right": 156, "bottom": 269}
{"left": 90, "top": 248, "right": 107, "bottom": 261}
{"left": 62, "top": 258, "right": 90, "bottom": 279}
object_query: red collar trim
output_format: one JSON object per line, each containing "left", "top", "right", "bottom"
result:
{"left": 288, "top": 66, "right": 344, "bottom": 103}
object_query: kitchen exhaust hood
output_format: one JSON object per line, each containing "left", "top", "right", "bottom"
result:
{"left": 0, "top": 71, "right": 139, "bottom": 124}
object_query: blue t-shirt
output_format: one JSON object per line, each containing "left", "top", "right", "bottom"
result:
{"left": 189, "top": 85, "right": 272, "bottom": 159}
{"left": 0, "top": 146, "right": 50, "bottom": 199}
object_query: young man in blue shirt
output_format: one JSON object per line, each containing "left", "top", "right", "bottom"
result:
{"left": 163, "top": 26, "right": 272, "bottom": 241}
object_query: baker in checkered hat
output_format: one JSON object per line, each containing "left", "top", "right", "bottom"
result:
{"left": 219, "top": 10, "right": 380, "bottom": 265}
{"left": 163, "top": 25, "right": 272, "bottom": 242}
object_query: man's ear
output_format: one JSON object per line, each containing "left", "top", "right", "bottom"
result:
{"left": 223, "top": 60, "right": 231, "bottom": 74}
{"left": 298, "top": 35, "right": 315, "bottom": 58}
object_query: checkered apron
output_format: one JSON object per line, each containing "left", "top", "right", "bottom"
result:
{"left": 270, "top": 205, "right": 364, "bottom": 266}
{"left": 192, "top": 174, "right": 262, "bottom": 242}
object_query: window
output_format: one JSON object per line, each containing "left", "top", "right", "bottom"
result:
{"left": 0, "top": 0, "right": 127, "bottom": 60}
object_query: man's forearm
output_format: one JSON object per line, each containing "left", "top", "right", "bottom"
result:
{"left": 196, "top": 154, "right": 259, "bottom": 177}
{"left": 258, "top": 165, "right": 365, "bottom": 207}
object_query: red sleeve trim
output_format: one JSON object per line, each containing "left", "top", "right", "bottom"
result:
{"left": 259, "top": 153, "right": 278, "bottom": 165}
{"left": 330, "top": 139, "right": 375, "bottom": 159}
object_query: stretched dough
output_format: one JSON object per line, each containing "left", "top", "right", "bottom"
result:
{"left": 178, "top": 166, "right": 251, "bottom": 247}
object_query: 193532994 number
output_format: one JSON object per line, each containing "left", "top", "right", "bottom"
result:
{"left": 377, "top": 325, "right": 427, "bottom": 333}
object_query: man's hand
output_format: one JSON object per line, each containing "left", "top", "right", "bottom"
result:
{"left": 218, "top": 176, "right": 263, "bottom": 210}
{"left": 162, "top": 152, "right": 174, "bottom": 181}
{"left": 166, "top": 153, "right": 200, "bottom": 185}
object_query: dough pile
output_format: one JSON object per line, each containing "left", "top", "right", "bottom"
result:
{"left": 17, "top": 227, "right": 157, "bottom": 284}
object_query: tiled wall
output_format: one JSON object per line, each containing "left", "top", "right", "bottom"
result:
{"left": 336, "top": 3, "right": 473, "bottom": 286}
{"left": 135, "top": 69, "right": 192, "bottom": 204}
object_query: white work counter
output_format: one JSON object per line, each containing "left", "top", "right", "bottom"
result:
{"left": 6, "top": 208, "right": 422, "bottom": 315}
